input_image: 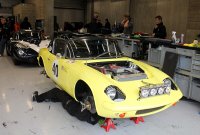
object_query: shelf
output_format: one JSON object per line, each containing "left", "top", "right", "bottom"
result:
{"left": 147, "top": 44, "right": 200, "bottom": 101}
{"left": 175, "top": 69, "right": 191, "bottom": 76}
{"left": 191, "top": 74, "right": 200, "bottom": 79}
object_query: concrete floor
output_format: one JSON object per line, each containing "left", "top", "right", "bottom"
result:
{"left": 0, "top": 56, "right": 200, "bottom": 135}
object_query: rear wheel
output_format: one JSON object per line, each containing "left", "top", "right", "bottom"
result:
{"left": 39, "top": 57, "right": 44, "bottom": 67}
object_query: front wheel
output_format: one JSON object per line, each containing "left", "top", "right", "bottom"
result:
{"left": 81, "top": 92, "right": 96, "bottom": 114}
{"left": 6, "top": 43, "right": 11, "bottom": 56}
{"left": 13, "top": 57, "right": 20, "bottom": 65}
{"left": 6, "top": 48, "right": 11, "bottom": 56}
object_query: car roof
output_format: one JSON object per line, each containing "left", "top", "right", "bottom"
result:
{"left": 58, "top": 32, "right": 105, "bottom": 40}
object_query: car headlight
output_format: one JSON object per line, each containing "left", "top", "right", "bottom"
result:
{"left": 104, "top": 86, "right": 126, "bottom": 101}
{"left": 165, "top": 87, "right": 171, "bottom": 94}
{"left": 158, "top": 87, "right": 165, "bottom": 95}
{"left": 163, "top": 78, "right": 172, "bottom": 88}
{"left": 140, "top": 89, "right": 149, "bottom": 98}
{"left": 150, "top": 88, "right": 157, "bottom": 96}
{"left": 163, "top": 78, "right": 174, "bottom": 94}
{"left": 18, "top": 49, "right": 25, "bottom": 55}
{"left": 105, "top": 86, "right": 117, "bottom": 100}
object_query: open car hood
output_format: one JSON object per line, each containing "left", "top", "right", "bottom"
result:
{"left": 18, "top": 40, "right": 50, "bottom": 52}
{"left": 87, "top": 61, "right": 147, "bottom": 82}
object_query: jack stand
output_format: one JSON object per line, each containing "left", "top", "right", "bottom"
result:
{"left": 130, "top": 116, "right": 144, "bottom": 124}
{"left": 101, "top": 118, "right": 116, "bottom": 132}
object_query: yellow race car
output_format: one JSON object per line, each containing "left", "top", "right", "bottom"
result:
{"left": 38, "top": 33, "right": 182, "bottom": 118}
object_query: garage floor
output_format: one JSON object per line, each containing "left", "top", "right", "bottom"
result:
{"left": 0, "top": 56, "right": 200, "bottom": 135}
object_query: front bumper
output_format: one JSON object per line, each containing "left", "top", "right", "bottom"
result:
{"left": 13, "top": 51, "right": 38, "bottom": 64}
{"left": 97, "top": 90, "right": 182, "bottom": 118}
{"left": 100, "top": 102, "right": 173, "bottom": 118}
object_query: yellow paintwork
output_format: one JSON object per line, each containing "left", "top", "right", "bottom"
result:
{"left": 38, "top": 48, "right": 183, "bottom": 118}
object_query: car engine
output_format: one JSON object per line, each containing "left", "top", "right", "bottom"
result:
{"left": 88, "top": 61, "right": 147, "bottom": 81}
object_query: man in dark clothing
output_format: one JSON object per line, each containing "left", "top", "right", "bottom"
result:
{"left": 153, "top": 16, "right": 167, "bottom": 39}
{"left": 141, "top": 16, "right": 167, "bottom": 59}
{"left": 105, "top": 19, "right": 111, "bottom": 30}
{"left": 64, "top": 22, "right": 74, "bottom": 31}
{"left": 32, "top": 88, "right": 101, "bottom": 125}
{"left": 97, "top": 19, "right": 102, "bottom": 30}
{"left": 20, "top": 17, "right": 32, "bottom": 29}
{"left": 87, "top": 18, "right": 99, "bottom": 34}
{"left": 0, "top": 17, "right": 9, "bottom": 56}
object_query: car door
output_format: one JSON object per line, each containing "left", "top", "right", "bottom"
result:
{"left": 57, "top": 42, "right": 76, "bottom": 96}
{"left": 46, "top": 39, "right": 66, "bottom": 82}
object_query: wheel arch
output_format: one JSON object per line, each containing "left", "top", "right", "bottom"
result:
{"left": 75, "top": 80, "right": 93, "bottom": 101}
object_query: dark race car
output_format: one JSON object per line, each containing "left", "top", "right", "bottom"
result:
{"left": 6, "top": 30, "right": 50, "bottom": 65}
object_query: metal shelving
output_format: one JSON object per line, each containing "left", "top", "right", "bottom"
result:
{"left": 148, "top": 44, "right": 200, "bottom": 101}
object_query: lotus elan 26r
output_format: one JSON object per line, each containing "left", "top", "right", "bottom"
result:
{"left": 38, "top": 33, "right": 182, "bottom": 118}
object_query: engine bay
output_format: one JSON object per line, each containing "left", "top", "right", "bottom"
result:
{"left": 88, "top": 61, "right": 147, "bottom": 81}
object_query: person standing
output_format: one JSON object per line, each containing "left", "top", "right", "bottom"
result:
{"left": 20, "top": 17, "right": 32, "bottom": 29}
{"left": 104, "top": 18, "right": 111, "bottom": 30}
{"left": 121, "top": 15, "right": 133, "bottom": 35}
{"left": 153, "top": 15, "right": 167, "bottom": 39}
{"left": 0, "top": 17, "right": 9, "bottom": 57}
{"left": 87, "top": 18, "right": 99, "bottom": 34}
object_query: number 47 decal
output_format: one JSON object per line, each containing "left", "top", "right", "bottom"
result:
{"left": 52, "top": 63, "right": 58, "bottom": 77}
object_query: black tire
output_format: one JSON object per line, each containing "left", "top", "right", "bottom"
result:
{"left": 6, "top": 43, "right": 11, "bottom": 56}
{"left": 13, "top": 57, "right": 20, "bottom": 65}
{"left": 6, "top": 48, "right": 11, "bottom": 56}
{"left": 39, "top": 57, "right": 44, "bottom": 67}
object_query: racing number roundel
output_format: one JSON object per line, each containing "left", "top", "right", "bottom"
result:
{"left": 52, "top": 60, "right": 58, "bottom": 79}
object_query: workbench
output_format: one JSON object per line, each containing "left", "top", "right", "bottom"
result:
{"left": 147, "top": 38, "right": 200, "bottom": 101}
{"left": 110, "top": 37, "right": 141, "bottom": 58}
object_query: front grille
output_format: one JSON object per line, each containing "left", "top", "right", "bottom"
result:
{"left": 136, "top": 105, "right": 165, "bottom": 115}
{"left": 26, "top": 48, "right": 38, "bottom": 55}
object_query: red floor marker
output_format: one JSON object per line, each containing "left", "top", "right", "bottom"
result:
{"left": 130, "top": 116, "right": 144, "bottom": 124}
{"left": 101, "top": 118, "right": 116, "bottom": 132}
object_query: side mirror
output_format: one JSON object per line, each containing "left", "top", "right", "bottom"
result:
{"left": 56, "top": 53, "right": 62, "bottom": 58}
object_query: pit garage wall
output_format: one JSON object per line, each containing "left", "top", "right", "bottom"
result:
{"left": 13, "top": 3, "right": 36, "bottom": 28}
{"left": 25, "top": 0, "right": 54, "bottom": 37}
{"left": 0, "top": 0, "right": 21, "bottom": 17}
{"left": 131, "top": 0, "right": 189, "bottom": 41}
{"left": 130, "top": 0, "right": 200, "bottom": 43}
{"left": 54, "top": 0, "right": 86, "bottom": 30}
{"left": 93, "top": 0, "right": 130, "bottom": 25}
{"left": 25, "top": 0, "right": 85, "bottom": 36}
{"left": 93, "top": 0, "right": 199, "bottom": 43}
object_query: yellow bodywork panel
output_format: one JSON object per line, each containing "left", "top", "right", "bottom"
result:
{"left": 38, "top": 48, "right": 182, "bottom": 118}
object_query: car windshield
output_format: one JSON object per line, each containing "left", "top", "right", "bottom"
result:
{"left": 69, "top": 38, "right": 122, "bottom": 59}
{"left": 19, "top": 31, "right": 40, "bottom": 40}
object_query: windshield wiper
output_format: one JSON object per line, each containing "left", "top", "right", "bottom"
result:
{"left": 94, "top": 51, "right": 123, "bottom": 59}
